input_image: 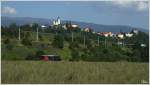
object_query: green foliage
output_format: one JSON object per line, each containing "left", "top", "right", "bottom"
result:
{"left": 5, "top": 44, "right": 14, "bottom": 51}
{"left": 70, "top": 49, "right": 80, "bottom": 61}
{"left": 35, "top": 50, "right": 45, "bottom": 57}
{"left": 39, "top": 34, "right": 44, "bottom": 41}
{"left": 1, "top": 23, "right": 149, "bottom": 62}
{"left": 52, "top": 34, "right": 64, "bottom": 49}
{"left": 2, "top": 61, "right": 149, "bottom": 84}
{"left": 4, "top": 38, "right": 11, "bottom": 44}
{"left": 21, "top": 32, "right": 32, "bottom": 46}
{"left": 69, "top": 42, "right": 79, "bottom": 49}
{"left": 21, "top": 38, "right": 32, "bottom": 46}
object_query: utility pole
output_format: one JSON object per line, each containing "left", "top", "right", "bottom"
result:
{"left": 36, "top": 27, "right": 39, "bottom": 41}
{"left": 105, "top": 38, "right": 106, "bottom": 48}
{"left": 18, "top": 26, "right": 21, "bottom": 41}
{"left": 97, "top": 36, "right": 100, "bottom": 46}
{"left": 56, "top": 31, "right": 58, "bottom": 35}
{"left": 84, "top": 34, "right": 86, "bottom": 48}
{"left": 71, "top": 32, "right": 74, "bottom": 42}
{"left": 122, "top": 39, "right": 124, "bottom": 47}
{"left": 117, "top": 38, "right": 119, "bottom": 47}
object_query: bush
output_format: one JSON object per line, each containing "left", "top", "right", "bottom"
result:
{"left": 70, "top": 49, "right": 80, "bottom": 61}
{"left": 69, "top": 42, "right": 79, "bottom": 50}
{"left": 25, "top": 53, "right": 36, "bottom": 60}
{"left": 36, "top": 50, "right": 45, "bottom": 56}
{"left": 52, "top": 34, "right": 64, "bottom": 49}
{"left": 4, "top": 38, "right": 10, "bottom": 44}
{"left": 21, "top": 38, "right": 32, "bottom": 46}
{"left": 5, "top": 44, "right": 14, "bottom": 50}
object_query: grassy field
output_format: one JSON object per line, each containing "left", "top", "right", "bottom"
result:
{"left": 1, "top": 61, "right": 149, "bottom": 84}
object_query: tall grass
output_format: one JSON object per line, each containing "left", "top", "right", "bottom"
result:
{"left": 1, "top": 61, "right": 149, "bottom": 84}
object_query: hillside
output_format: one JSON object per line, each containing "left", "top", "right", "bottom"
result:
{"left": 1, "top": 16, "right": 148, "bottom": 33}
{"left": 1, "top": 23, "right": 149, "bottom": 62}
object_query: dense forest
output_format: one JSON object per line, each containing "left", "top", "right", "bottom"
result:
{"left": 1, "top": 23, "right": 149, "bottom": 62}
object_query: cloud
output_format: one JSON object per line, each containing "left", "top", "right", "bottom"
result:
{"left": 137, "top": 1, "right": 149, "bottom": 11}
{"left": 112, "top": 1, "right": 148, "bottom": 11}
{"left": 2, "top": 6, "right": 17, "bottom": 14}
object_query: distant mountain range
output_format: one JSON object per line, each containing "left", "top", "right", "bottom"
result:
{"left": 1, "top": 16, "right": 148, "bottom": 33}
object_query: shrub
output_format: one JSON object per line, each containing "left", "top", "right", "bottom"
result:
{"left": 4, "top": 38, "right": 10, "bottom": 44}
{"left": 21, "top": 38, "right": 32, "bottom": 46}
{"left": 70, "top": 49, "right": 80, "bottom": 61}
{"left": 52, "top": 34, "right": 64, "bottom": 49}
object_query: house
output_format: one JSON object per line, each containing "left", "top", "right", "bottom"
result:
{"left": 62, "top": 21, "right": 78, "bottom": 30}
{"left": 71, "top": 24, "right": 78, "bottom": 28}
{"left": 41, "top": 25, "right": 47, "bottom": 28}
{"left": 97, "top": 32, "right": 113, "bottom": 37}
{"left": 117, "top": 41, "right": 123, "bottom": 45}
{"left": 141, "top": 44, "right": 146, "bottom": 47}
{"left": 84, "top": 27, "right": 93, "bottom": 32}
{"left": 62, "top": 25, "right": 67, "bottom": 30}
{"left": 125, "top": 33, "right": 133, "bottom": 37}
{"left": 117, "top": 33, "right": 124, "bottom": 39}
{"left": 39, "top": 55, "right": 61, "bottom": 61}
{"left": 41, "top": 25, "right": 47, "bottom": 32}
{"left": 92, "top": 31, "right": 96, "bottom": 34}
{"left": 132, "top": 29, "right": 139, "bottom": 34}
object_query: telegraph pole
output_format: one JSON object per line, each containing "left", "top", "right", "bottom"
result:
{"left": 71, "top": 32, "right": 74, "bottom": 42}
{"left": 117, "top": 38, "right": 119, "bottom": 47}
{"left": 36, "top": 27, "right": 39, "bottom": 41}
{"left": 18, "top": 26, "right": 21, "bottom": 41}
{"left": 83, "top": 33, "right": 85, "bottom": 47}
{"left": 105, "top": 38, "right": 106, "bottom": 48}
{"left": 122, "top": 39, "right": 124, "bottom": 47}
{"left": 97, "top": 36, "right": 100, "bottom": 46}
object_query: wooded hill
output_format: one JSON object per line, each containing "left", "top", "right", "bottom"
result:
{"left": 1, "top": 23, "right": 149, "bottom": 62}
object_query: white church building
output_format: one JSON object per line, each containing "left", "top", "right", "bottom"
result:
{"left": 52, "top": 17, "right": 61, "bottom": 26}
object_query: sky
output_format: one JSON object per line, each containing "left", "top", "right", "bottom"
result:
{"left": 1, "top": 1, "right": 149, "bottom": 29}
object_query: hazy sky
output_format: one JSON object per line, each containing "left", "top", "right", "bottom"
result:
{"left": 1, "top": 1, "right": 149, "bottom": 29}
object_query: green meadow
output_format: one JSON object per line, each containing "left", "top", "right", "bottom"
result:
{"left": 1, "top": 61, "right": 149, "bottom": 84}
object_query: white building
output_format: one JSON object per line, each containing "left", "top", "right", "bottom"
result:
{"left": 97, "top": 32, "right": 113, "bottom": 37}
{"left": 125, "top": 33, "right": 133, "bottom": 37}
{"left": 84, "top": 27, "right": 93, "bottom": 32}
{"left": 41, "top": 25, "right": 47, "bottom": 28}
{"left": 132, "top": 29, "right": 139, "bottom": 34}
{"left": 62, "top": 25, "right": 67, "bottom": 30}
{"left": 92, "top": 31, "right": 96, "bottom": 34}
{"left": 141, "top": 44, "right": 146, "bottom": 47}
{"left": 117, "top": 33, "right": 124, "bottom": 39}
{"left": 53, "top": 17, "right": 61, "bottom": 26}
{"left": 71, "top": 24, "right": 78, "bottom": 28}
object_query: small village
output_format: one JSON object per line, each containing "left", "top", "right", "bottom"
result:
{"left": 38, "top": 17, "right": 146, "bottom": 47}
{"left": 41, "top": 17, "right": 139, "bottom": 39}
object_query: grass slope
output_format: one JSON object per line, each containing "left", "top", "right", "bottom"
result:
{"left": 1, "top": 61, "right": 149, "bottom": 84}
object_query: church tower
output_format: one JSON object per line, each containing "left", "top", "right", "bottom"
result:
{"left": 57, "top": 16, "right": 61, "bottom": 25}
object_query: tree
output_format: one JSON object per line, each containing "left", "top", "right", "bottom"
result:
{"left": 70, "top": 49, "right": 80, "bottom": 61}
{"left": 9, "top": 23, "right": 17, "bottom": 29}
{"left": 4, "top": 38, "right": 10, "bottom": 44}
{"left": 39, "top": 34, "right": 44, "bottom": 41}
{"left": 21, "top": 32, "right": 32, "bottom": 46}
{"left": 36, "top": 50, "right": 45, "bottom": 57}
{"left": 52, "top": 34, "right": 64, "bottom": 49}
{"left": 69, "top": 41, "right": 79, "bottom": 50}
